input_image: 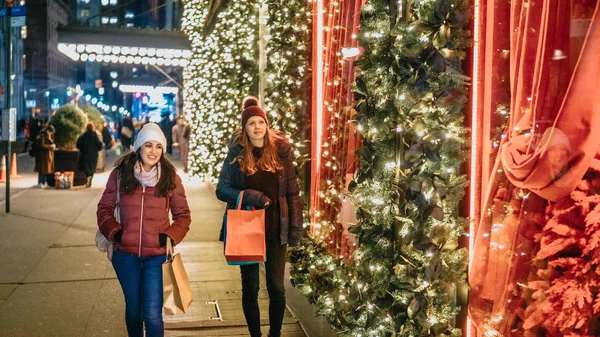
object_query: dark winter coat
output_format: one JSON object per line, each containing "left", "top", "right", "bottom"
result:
{"left": 119, "top": 117, "right": 135, "bottom": 145}
{"left": 216, "top": 138, "right": 304, "bottom": 246}
{"left": 34, "top": 131, "right": 55, "bottom": 174}
{"left": 76, "top": 130, "right": 103, "bottom": 176}
{"left": 97, "top": 170, "right": 192, "bottom": 257}
{"left": 101, "top": 127, "right": 113, "bottom": 149}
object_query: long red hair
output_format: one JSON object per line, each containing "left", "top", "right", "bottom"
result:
{"left": 237, "top": 128, "right": 284, "bottom": 175}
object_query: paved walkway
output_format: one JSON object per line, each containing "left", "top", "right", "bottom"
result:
{"left": 0, "top": 152, "right": 36, "bottom": 203}
{"left": 0, "top": 150, "right": 306, "bottom": 337}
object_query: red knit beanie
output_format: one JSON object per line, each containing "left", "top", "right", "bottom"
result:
{"left": 241, "top": 97, "right": 268, "bottom": 127}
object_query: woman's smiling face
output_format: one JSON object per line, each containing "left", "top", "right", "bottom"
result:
{"left": 140, "top": 141, "right": 163, "bottom": 171}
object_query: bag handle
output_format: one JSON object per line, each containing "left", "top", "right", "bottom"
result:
{"left": 235, "top": 190, "right": 254, "bottom": 210}
{"left": 236, "top": 190, "right": 245, "bottom": 210}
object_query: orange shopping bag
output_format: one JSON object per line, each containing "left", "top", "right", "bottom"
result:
{"left": 225, "top": 190, "right": 266, "bottom": 264}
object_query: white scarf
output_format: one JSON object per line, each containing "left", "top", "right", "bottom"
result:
{"left": 134, "top": 161, "right": 161, "bottom": 187}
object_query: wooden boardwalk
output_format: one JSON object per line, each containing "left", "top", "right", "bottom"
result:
{"left": 163, "top": 181, "right": 307, "bottom": 337}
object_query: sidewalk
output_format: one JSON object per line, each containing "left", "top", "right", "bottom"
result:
{"left": 0, "top": 150, "right": 306, "bottom": 337}
{"left": 0, "top": 152, "right": 37, "bottom": 203}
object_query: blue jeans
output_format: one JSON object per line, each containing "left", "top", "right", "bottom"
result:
{"left": 38, "top": 172, "right": 48, "bottom": 185}
{"left": 112, "top": 252, "right": 166, "bottom": 337}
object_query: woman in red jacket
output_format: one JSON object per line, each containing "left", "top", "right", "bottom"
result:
{"left": 97, "top": 123, "right": 191, "bottom": 337}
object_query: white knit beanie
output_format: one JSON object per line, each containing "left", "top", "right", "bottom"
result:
{"left": 133, "top": 123, "right": 167, "bottom": 152}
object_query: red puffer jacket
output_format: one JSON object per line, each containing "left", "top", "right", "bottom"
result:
{"left": 97, "top": 169, "right": 191, "bottom": 257}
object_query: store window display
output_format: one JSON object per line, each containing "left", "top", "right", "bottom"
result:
{"left": 469, "top": 0, "right": 600, "bottom": 335}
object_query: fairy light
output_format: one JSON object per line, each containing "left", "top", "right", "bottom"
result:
{"left": 182, "top": 0, "right": 309, "bottom": 180}
{"left": 263, "top": 0, "right": 311, "bottom": 143}
{"left": 289, "top": 0, "right": 471, "bottom": 335}
{"left": 181, "top": 0, "right": 259, "bottom": 180}
{"left": 468, "top": 0, "right": 482, "bottom": 334}
{"left": 57, "top": 43, "right": 191, "bottom": 66}
{"left": 309, "top": 0, "right": 358, "bottom": 250}
{"left": 315, "top": 0, "right": 324, "bottom": 171}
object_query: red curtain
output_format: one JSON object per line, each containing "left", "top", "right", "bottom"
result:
{"left": 469, "top": 0, "right": 600, "bottom": 335}
{"left": 310, "top": 0, "right": 364, "bottom": 258}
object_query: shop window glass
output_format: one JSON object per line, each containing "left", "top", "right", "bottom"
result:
{"left": 469, "top": 1, "right": 600, "bottom": 335}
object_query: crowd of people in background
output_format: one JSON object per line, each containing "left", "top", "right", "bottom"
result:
{"left": 24, "top": 112, "right": 190, "bottom": 189}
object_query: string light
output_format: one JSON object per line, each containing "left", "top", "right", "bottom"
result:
{"left": 182, "top": 0, "right": 258, "bottom": 180}
{"left": 58, "top": 43, "right": 191, "bottom": 66}
{"left": 264, "top": 0, "right": 312, "bottom": 168}
{"left": 289, "top": 0, "right": 471, "bottom": 335}
{"left": 183, "top": 0, "right": 310, "bottom": 180}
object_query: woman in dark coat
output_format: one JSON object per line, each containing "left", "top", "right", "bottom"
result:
{"left": 216, "top": 97, "right": 304, "bottom": 337}
{"left": 77, "top": 123, "right": 103, "bottom": 187}
{"left": 102, "top": 122, "right": 114, "bottom": 149}
{"left": 34, "top": 125, "right": 56, "bottom": 188}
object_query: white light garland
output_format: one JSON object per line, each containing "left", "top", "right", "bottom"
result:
{"left": 182, "top": 0, "right": 259, "bottom": 180}
{"left": 58, "top": 43, "right": 191, "bottom": 66}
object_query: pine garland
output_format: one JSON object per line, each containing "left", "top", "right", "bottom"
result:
{"left": 182, "top": 0, "right": 259, "bottom": 181}
{"left": 290, "top": 0, "right": 471, "bottom": 335}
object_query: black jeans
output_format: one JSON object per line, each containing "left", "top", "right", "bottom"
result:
{"left": 240, "top": 239, "right": 287, "bottom": 337}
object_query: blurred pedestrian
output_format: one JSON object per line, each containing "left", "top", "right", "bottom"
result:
{"left": 171, "top": 117, "right": 190, "bottom": 173}
{"left": 77, "top": 123, "right": 103, "bottom": 188}
{"left": 102, "top": 122, "right": 114, "bottom": 150}
{"left": 119, "top": 115, "right": 135, "bottom": 151}
{"left": 27, "top": 117, "right": 42, "bottom": 141}
{"left": 215, "top": 97, "right": 304, "bottom": 337}
{"left": 159, "top": 112, "right": 174, "bottom": 155}
{"left": 96, "top": 123, "right": 191, "bottom": 337}
{"left": 34, "top": 125, "right": 56, "bottom": 188}
{"left": 18, "top": 119, "right": 26, "bottom": 138}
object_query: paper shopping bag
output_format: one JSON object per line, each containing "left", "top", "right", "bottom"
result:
{"left": 162, "top": 240, "right": 192, "bottom": 315}
{"left": 224, "top": 190, "right": 266, "bottom": 264}
{"left": 222, "top": 211, "right": 265, "bottom": 266}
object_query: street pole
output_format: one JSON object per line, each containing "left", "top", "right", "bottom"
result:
{"left": 4, "top": 1, "right": 13, "bottom": 213}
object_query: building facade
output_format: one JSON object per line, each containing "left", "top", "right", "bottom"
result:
{"left": 1, "top": 6, "right": 26, "bottom": 129}
{"left": 23, "top": 0, "right": 77, "bottom": 119}
{"left": 69, "top": 0, "right": 183, "bottom": 123}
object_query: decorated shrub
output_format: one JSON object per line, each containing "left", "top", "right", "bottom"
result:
{"left": 79, "top": 105, "right": 105, "bottom": 132}
{"left": 49, "top": 104, "right": 88, "bottom": 150}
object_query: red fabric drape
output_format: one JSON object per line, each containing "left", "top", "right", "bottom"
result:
{"left": 501, "top": 1, "right": 600, "bottom": 201}
{"left": 310, "top": 0, "right": 364, "bottom": 258}
{"left": 469, "top": 0, "right": 600, "bottom": 335}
